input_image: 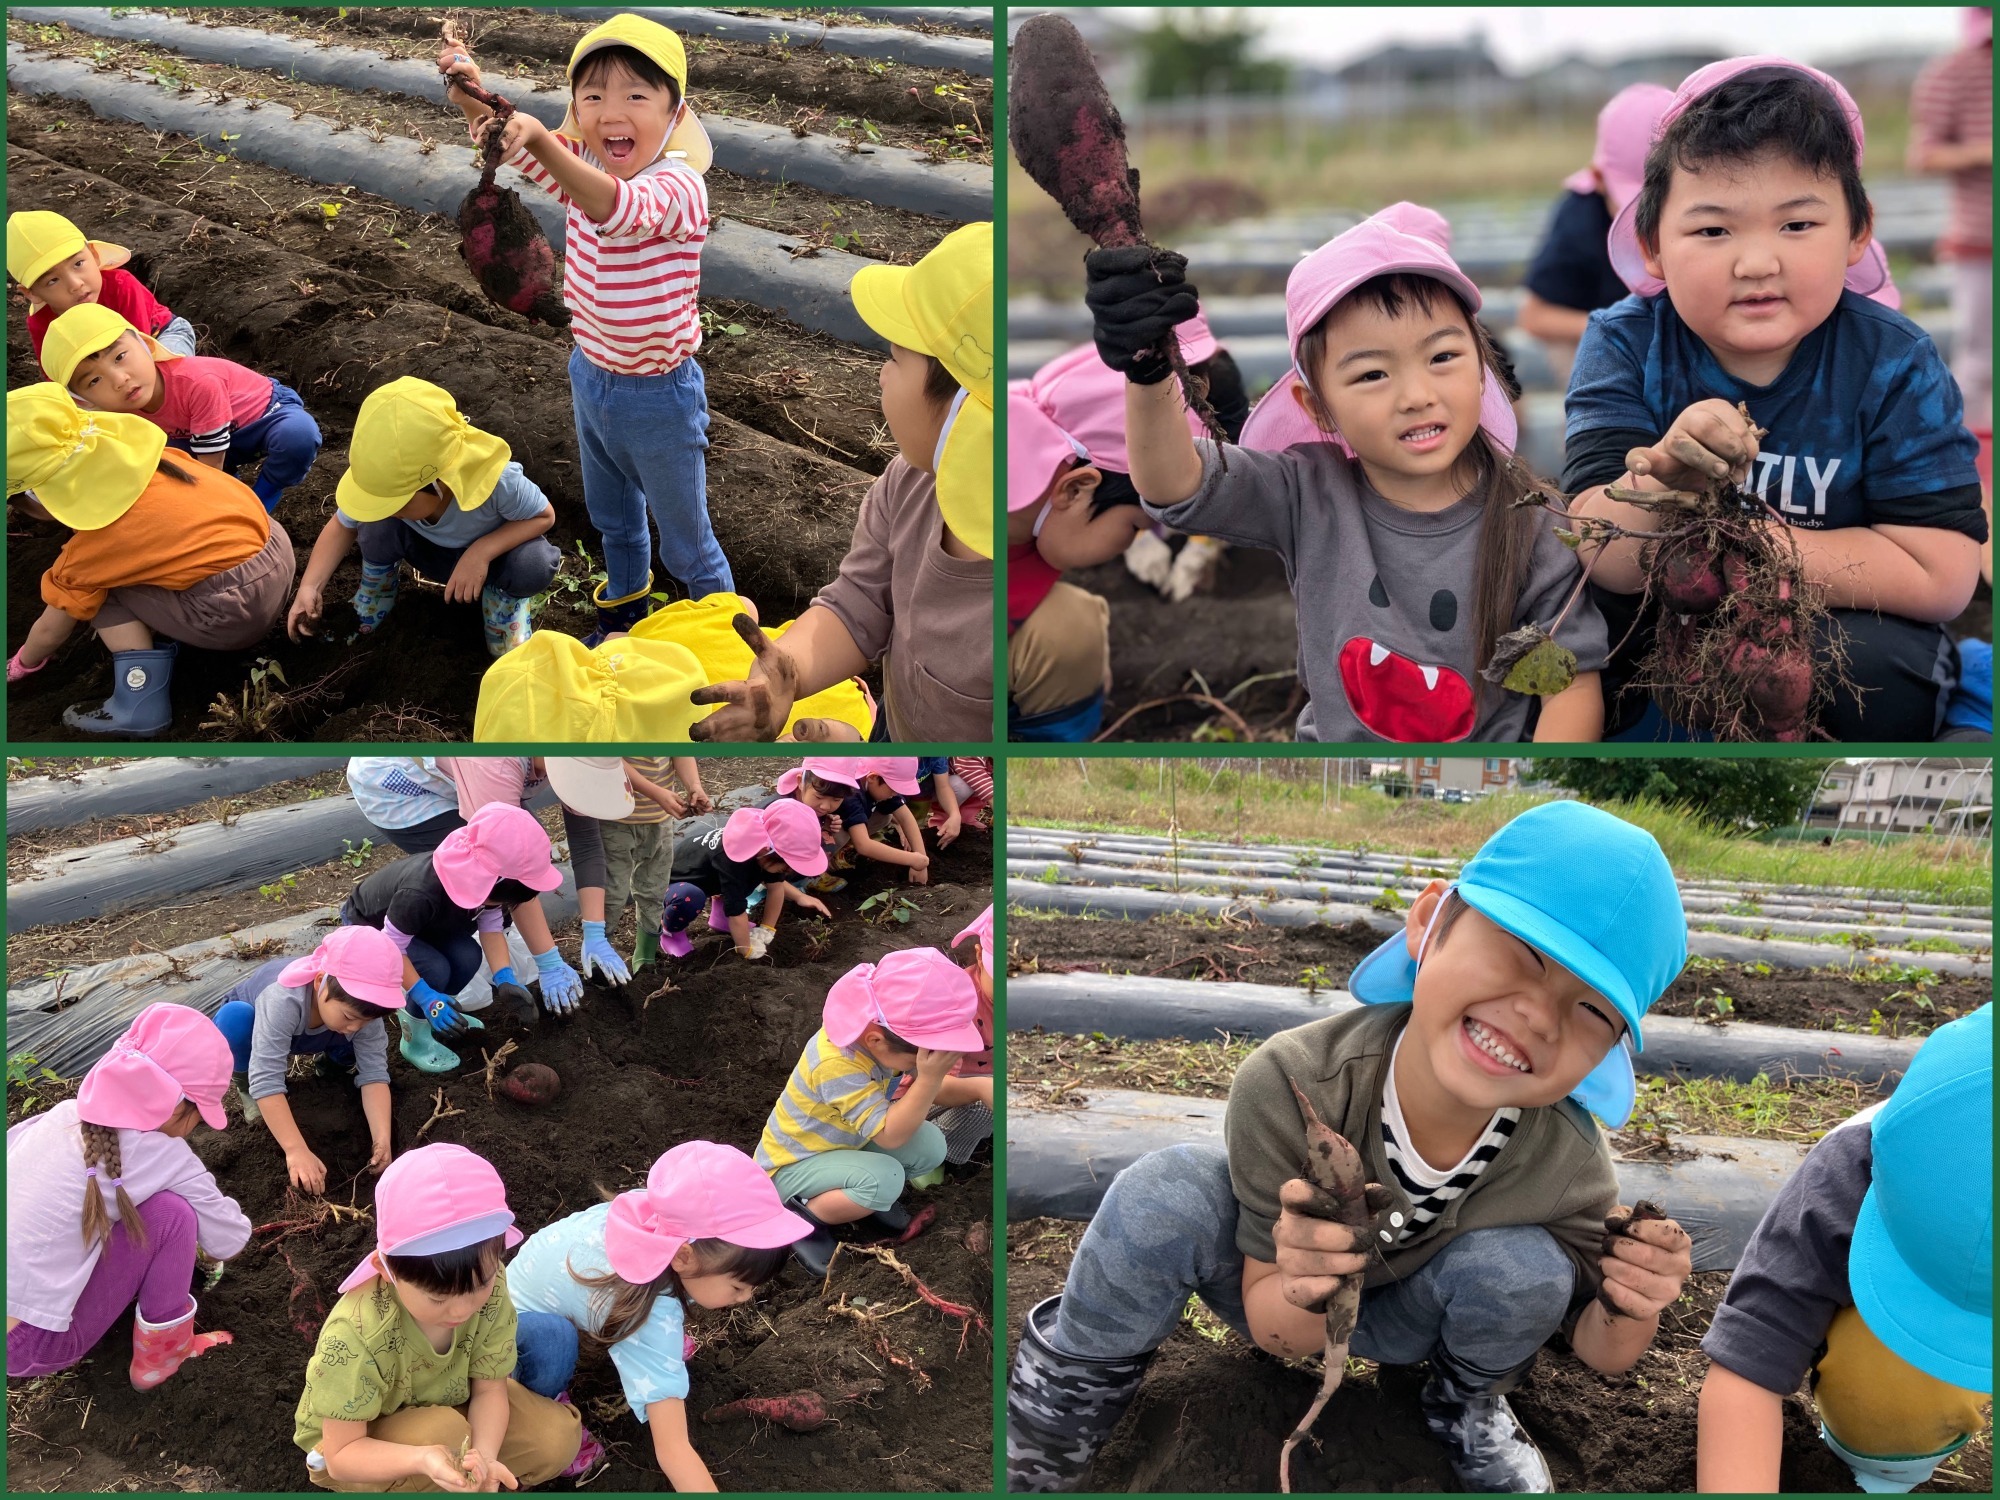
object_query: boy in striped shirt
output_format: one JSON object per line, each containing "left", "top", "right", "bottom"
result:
{"left": 756, "top": 947, "right": 985, "bottom": 1276}
{"left": 441, "top": 16, "right": 731, "bottom": 640}
{"left": 1009, "top": 802, "right": 1697, "bottom": 1494}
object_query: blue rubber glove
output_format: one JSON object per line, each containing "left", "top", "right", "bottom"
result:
{"left": 533, "top": 947, "right": 584, "bottom": 1015}
{"left": 488, "top": 965, "right": 533, "bottom": 1017}
{"left": 579, "top": 921, "right": 631, "bottom": 985}
{"left": 408, "top": 979, "right": 481, "bottom": 1039}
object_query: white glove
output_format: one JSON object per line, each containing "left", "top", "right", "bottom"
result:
{"left": 1164, "top": 536, "right": 1227, "bottom": 602}
{"left": 1124, "top": 529, "right": 1173, "bottom": 590}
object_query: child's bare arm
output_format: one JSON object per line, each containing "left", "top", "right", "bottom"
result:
{"left": 1695, "top": 1362, "right": 1784, "bottom": 1492}
{"left": 1517, "top": 291, "right": 1591, "bottom": 346}
{"left": 670, "top": 757, "right": 710, "bottom": 810}
{"left": 445, "top": 512, "right": 555, "bottom": 605}
{"left": 473, "top": 114, "right": 618, "bottom": 224}
{"left": 1570, "top": 1213, "right": 1691, "bottom": 1374}
{"left": 1532, "top": 671, "right": 1603, "bottom": 742}
{"left": 846, "top": 821, "right": 926, "bottom": 869}
{"left": 647, "top": 1399, "right": 718, "bottom": 1492}
{"left": 195, "top": 450, "right": 225, "bottom": 470}
{"left": 1125, "top": 379, "right": 1206, "bottom": 506}
{"left": 1768, "top": 520, "right": 1980, "bottom": 623}
{"left": 874, "top": 1050, "right": 956, "bottom": 1148}
{"left": 18, "top": 604, "right": 79, "bottom": 668}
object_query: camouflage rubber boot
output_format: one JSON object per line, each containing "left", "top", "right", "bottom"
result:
{"left": 1419, "top": 1349, "right": 1552, "bottom": 1493}
{"left": 1006, "top": 1295, "right": 1153, "bottom": 1493}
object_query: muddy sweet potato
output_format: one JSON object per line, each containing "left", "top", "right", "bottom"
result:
{"left": 457, "top": 184, "right": 569, "bottom": 327}
{"left": 497, "top": 1062, "right": 561, "bottom": 1107}
{"left": 702, "top": 1392, "right": 830, "bottom": 1431}
{"left": 1658, "top": 534, "right": 1726, "bottom": 614}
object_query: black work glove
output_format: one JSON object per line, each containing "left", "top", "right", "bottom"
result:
{"left": 1084, "top": 246, "right": 1198, "bottom": 386}
{"left": 491, "top": 979, "right": 536, "bottom": 1026}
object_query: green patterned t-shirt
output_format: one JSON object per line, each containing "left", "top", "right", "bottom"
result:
{"left": 293, "top": 1268, "right": 519, "bottom": 1454}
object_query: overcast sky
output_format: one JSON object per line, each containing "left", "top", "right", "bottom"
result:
{"left": 1046, "top": 7, "right": 1968, "bottom": 71}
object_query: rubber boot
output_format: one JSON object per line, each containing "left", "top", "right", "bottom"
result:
{"left": 129, "top": 1296, "right": 232, "bottom": 1391}
{"left": 583, "top": 575, "right": 655, "bottom": 647}
{"left": 63, "top": 645, "right": 177, "bottom": 739}
{"left": 554, "top": 1393, "right": 607, "bottom": 1481}
{"left": 660, "top": 926, "right": 694, "bottom": 958}
{"left": 866, "top": 1199, "right": 913, "bottom": 1235}
{"left": 706, "top": 896, "right": 728, "bottom": 932}
{"left": 1820, "top": 1423, "right": 1963, "bottom": 1493}
{"left": 397, "top": 1012, "right": 460, "bottom": 1074}
{"left": 480, "top": 585, "right": 532, "bottom": 658}
{"left": 1007, "top": 1295, "right": 1155, "bottom": 1492}
{"left": 784, "top": 1197, "right": 840, "bottom": 1278}
{"left": 907, "top": 1166, "right": 947, "bottom": 1190}
{"left": 231, "top": 1077, "right": 263, "bottom": 1125}
{"left": 631, "top": 927, "right": 662, "bottom": 970}
{"left": 352, "top": 561, "right": 400, "bottom": 633}
{"left": 1419, "top": 1348, "right": 1552, "bottom": 1493}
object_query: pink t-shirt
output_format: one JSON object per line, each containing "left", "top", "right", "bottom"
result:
{"left": 6, "top": 1100, "right": 251, "bottom": 1332}
{"left": 144, "top": 355, "right": 276, "bottom": 456}
{"left": 26, "top": 267, "right": 173, "bottom": 361}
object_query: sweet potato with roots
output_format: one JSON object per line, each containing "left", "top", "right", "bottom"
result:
{"left": 497, "top": 1062, "right": 561, "bottom": 1107}
{"left": 702, "top": 1392, "right": 831, "bottom": 1431}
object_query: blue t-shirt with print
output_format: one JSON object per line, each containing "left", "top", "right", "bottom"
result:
{"left": 1565, "top": 290, "right": 1986, "bottom": 538}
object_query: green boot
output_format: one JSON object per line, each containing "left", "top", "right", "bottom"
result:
{"left": 397, "top": 1013, "right": 460, "bottom": 1074}
{"left": 231, "top": 1076, "right": 263, "bottom": 1125}
{"left": 631, "top": 927, "right": 661, "bottom": 970}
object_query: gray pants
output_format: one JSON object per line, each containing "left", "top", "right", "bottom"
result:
{"left": 155, "top": 315, "right": 198, "bottom": 358}
{"left": 1052, "top": 1142, "right": 1575, "bottom": 1380}
{"left": 601, "top": 820, "right": 672, "bottom": 926}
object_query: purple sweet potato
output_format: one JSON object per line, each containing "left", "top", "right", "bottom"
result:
{"left": 497, "top": 1062, "right": 561, "bottom": 1107}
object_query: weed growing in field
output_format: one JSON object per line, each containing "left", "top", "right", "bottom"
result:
{"left": 341, "top": 838, "right": 374, "bottom": 869}
{"left": 259, "top": 872, "right": 300, "bottom": 902}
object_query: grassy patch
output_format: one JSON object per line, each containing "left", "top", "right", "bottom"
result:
{"left": 1621, "top": 1073, "right": 1887, "bottom": 1146}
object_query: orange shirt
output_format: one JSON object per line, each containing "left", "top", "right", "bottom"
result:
{"left": 42, "top": 456, "right": 272, "bottom": 620}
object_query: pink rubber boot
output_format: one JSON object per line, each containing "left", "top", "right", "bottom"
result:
{"left": 661, "top": 927, "right": 694, "bottom": 958}
{"left": 129, "top": 1297, "right": 232, "bottom": 1390}
{"left": 555, "top": 1393, "right": 607, "bottom": 1479}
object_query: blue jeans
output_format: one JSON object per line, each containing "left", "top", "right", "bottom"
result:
{"left": 1052, "top": 1143, "right": 1575, "bottom": 1383}
{"left": 155, "top": 316, "right": 198, "bottom": 358}
{"left": 513, "top": 1310, "right": 580, "bottom": 1398}
{"left": 212, "top": 958, "right": 355, "bottom": 1074}
{"left": 568, "top": 348, "right": 731, "bottom": 602}
{"left": 354, "top": 520, "right": 562, "bottom": 599}
{"left": 225, "top": 381, "right": 322, "bottom": 513}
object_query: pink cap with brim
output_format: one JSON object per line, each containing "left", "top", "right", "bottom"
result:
{"left": 857, "top": 757, "right": 922, "bottom": 797}
{"left": 822, "top": 947, "right": 983, "bottom": 1052}
{"left": 952, "top": 904, "right": 994, "bottom": 976}
{"left": 431, "top": 802, "right": 564, "bottom": 910}
{"left": 1008, "top": 382, "right": 1090, "bottom": 512}
{"left": 337, "top": 1143, "right": 522, "bottom": 1295}
{"left": 1605, "top": 57, "right": 1900, "bottom": 309}
{"left": 277, "top": 925, "right": 407, "bottom": 1013}
{"left": 774, "top": 757, "right": 864, "bottom": 796}
{"left": 605, "top": 1141, "right": 811, "bottom": 1283}
{"left": 1967, "top": 6, "right": 1994, "bottom": 45}
{"left": 1561, "top": 83, "right": 1675, "bottom": 213}
{"left": 76, "top": 1003, "right": 233, "bottom": 1132}
{"left": 1240, "top": 202, "right": 1518, "bottom": 459}
{"left": 721, "top": 800, "right": 828, "bottom": 877}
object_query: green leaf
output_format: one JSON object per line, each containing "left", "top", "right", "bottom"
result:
{"left": 723, "top": 323, "right": 746, "bottom": 337}
{"left": 1501, "top": 637, "right": 1578, "bottom": 697}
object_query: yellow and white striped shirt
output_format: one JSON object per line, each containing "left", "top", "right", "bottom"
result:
{"left": 756, "top": 1029, "right": 897, "bottom": 1171}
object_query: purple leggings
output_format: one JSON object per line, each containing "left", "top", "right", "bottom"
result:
{"left": 6, "top": 1192, "right": 198, "bottom": 1377}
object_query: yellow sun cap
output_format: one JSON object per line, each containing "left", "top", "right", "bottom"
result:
{"left": 630, "top": 593, "right": 875, "bottom": 737}
{"left": 336, "top": 377, "right": 514, "bottom": 522}
{"left": 849, "top": 222, "right": 994, "bottom": 557}
{"left": 6, "top": 382, "right": 166, "bottom": 531}
{"left": 559, "top": 14, "right": 712, "bottom": 173}
{"left": 7, "top": 211, "right": 132, "bottom": 305}
{"left": 475, "top": 629, "right": 709, "bottom": 742}
{"left": 41, "top": 302, "right": 177, "bottom": 390}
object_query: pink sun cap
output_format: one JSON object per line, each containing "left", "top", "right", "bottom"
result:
{"left": 855, "top": 757, "right": 921, "bottom": 796}
{"left": 1605, "top": 56, "right": 1898, "bottom": 308}
{"left": 337, "top": 1143, "right": 522, "bottom": 1294}
{"left": 952, "top": 904, "right": 994, "bottom": 976}
{"left": 1009, "top": 315, "right": 1219, "bottom": 511}
{"left": 1967, "top": 6, "right": 1994, "bottom": 45}
{"left": 431, "top": 801, "right": 564, "bottom": 910}
{"left": 76, "top": 1003, "right": 233, "bottom": 1132}
{"left": 605, "top": 1141, "right": 811, "bottom": 1282}
{"left": 277, "top": 925, "right": 406, "bottom": 1013}
{"left": 823, "top": 946, "right": 984, "bottom": 1052}
{"left": 1562, "top": 83, "right": 1676, "bottom": 213}
{"left": 720, "top": 799, "right": 828, "bottom": 876}
{"left": 774, "top": 756, "right": 865, "bottom": 796}
{"left": 1239, "top": 202, "right": 1519, "bottom": 460}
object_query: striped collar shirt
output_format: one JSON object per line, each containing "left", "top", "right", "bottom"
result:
{"left": 1379, "top": 1032, "right": 1521, "bottom": 1242}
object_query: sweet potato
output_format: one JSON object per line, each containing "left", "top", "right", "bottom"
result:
{"left": 1658, "top": 534, "right": 1726, "bottom": 614}
{"left": 702, "top": 1392, "right": 830, "bottom": 1431}
{"left": 497, "top": 1062, "right": 560, "bottom": 1107}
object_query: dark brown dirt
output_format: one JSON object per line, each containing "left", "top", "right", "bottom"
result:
{"left": 5, "top": 144, "right": 876, "bottom": 741}
{"left": 4, "top": 829, "right": 995, "bottom": 1494}
{"left": 1010, "top": 912, "right": 1986, "bottom": 1037}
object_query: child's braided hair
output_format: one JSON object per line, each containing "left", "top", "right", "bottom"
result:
{"left": 79, "top": 1098, "right": 202, "bottom": 1249}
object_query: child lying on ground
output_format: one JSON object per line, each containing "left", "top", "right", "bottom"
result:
{"left": 1008, "top": 801, "right": 1696, "bottom": 1492}
{"left": 1696, "top": 1002, "right": 1990, "bottom": 1493}
{"left": 507, "top": 1142, "right": 810, "bottom": 1487}
{"left": 212, "top": 927, "right": 404, "bottom": 1195}
{"left": 657, "top": 801, "right": 832, "bottom": 960}
{"left": 8, "top": 1005, "right": 247, "bottom": 1390}
{"left": 294, "top": 1144, "right": 581, "bottom": 1490}
{"left": 11, "top": 210, "right": 198, "bottom": 360}
{"left": 1096, "top": 204, "right": 1608, "bottom": 743}
{"left": 1565, "top": 57, "right": 1985, "bottom": 741}
{"left": 288, "top": 377, "right": 559, "bottom": 659}
{"left": 6, "top": 383, "right": 293, "bottom": 738}
{"left": 757, "top": 947, "right": 985, "bottom": 1275}
{"left": 44, "top": 302, "right": 320, "bottom": 514}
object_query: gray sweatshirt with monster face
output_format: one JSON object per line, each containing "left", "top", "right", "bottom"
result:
{"left": 1145, "top": 441, "right": 1607, "bottom": 743}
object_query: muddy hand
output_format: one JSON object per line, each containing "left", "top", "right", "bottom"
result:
{"left": 689, "top": 615, "right": 800, "bottom": 741}
{"left": 1625, "top": 399, "right": 1761, "bottom": 492}
{"left": 1274, "top": 1178, "right": 1372, "bottom": 1311}
{"left": 1597, "top": 1200, "right": 1691, "bottom": 1320}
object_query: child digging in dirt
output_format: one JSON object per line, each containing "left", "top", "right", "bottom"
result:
{"left": 287, "top": 378, "right": 559, "bottom": 659}
{"left": 439, "top": 16, "right": 732, "bottom": 641}
{"left": 657, "top": 801, "right": 833, "bottom": 962}
{"left": 1007, "top": 801, "right": 1697, "bottom": 1494}
{"left": 611, "top": 755, "right": 710, "bottom": 970}
{"left": 5, "top": 383, "right": 294, "bottom": 738}
{"left": 294, "top": 1144, "right": 582, "bottom": 1490}
{"left": 340, "top": 803, "right": 573, "bottom": 1075}
{"left": 1566, "top": 57, "right": 1987, "bottom": 741}
{"left": 837, "top": 758, "right": 935, "bottom": 886}
{"left": 211, "top": 927, "right": 406, "bottom": 1197}
{"left": 1696, "top": 1002, "right": 1991, "bottom": 1493}
{"left": 43, "top": 302, "right": 321, "bottom": 514}
{"left": 506, "top": 1141, "right": 812, "bottom": 1487}
{"left": 1096, "top": 203, "right": 1609, "bottom": 743}
{"left": 757, "top": 946, "right": 985, "bottom": 1277}
{"left": 691, "top": 223, "right": 995, "bottom": 743}
{"left": 7, "top": 1004, "right": 247, "bottom": 1390}
{"left": 10, "top": 209, "right": 198, "bottom": 361}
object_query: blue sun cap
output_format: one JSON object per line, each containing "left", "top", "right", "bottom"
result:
{"left": 1848, "top": 1002, "right": 1992, "bottom": 1391}
{"left": 1347, "top": 801, "right": 1689, "bottom": 1126}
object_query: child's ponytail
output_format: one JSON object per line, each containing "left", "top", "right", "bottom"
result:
{"left": 78, "top": 1120, "right": 147, "bottom": 1253}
